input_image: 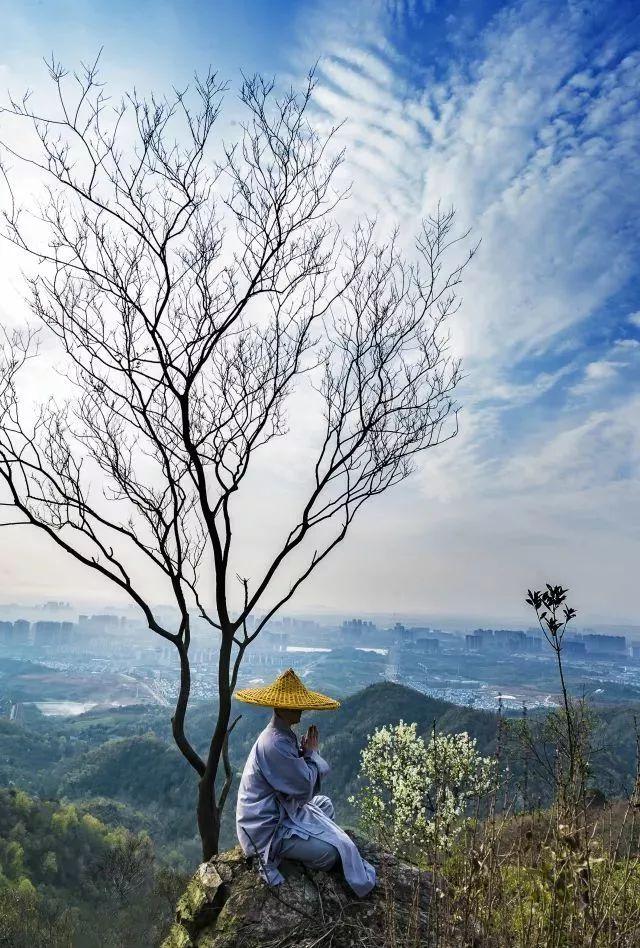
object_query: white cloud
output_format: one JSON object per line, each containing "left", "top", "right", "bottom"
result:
{"left": 478, "top": 362, "right": 577, "bottom": 406}
{"left": 569, "top": 359, "right": 621, "bottom": 397}
{"left": 279, "top": 0, "right": 640, "bottom": 620}
{"left": 498, "top": 396, "right": 640, "bottom": 493}
{"left": 419, "top": 26, "right": 639, "bottom": 367}
{"left": 302, "top": 0, "right": 640, "bottom": 376}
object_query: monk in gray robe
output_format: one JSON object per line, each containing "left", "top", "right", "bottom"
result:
{"left": 234, "top": 669, "right": 376, "bottom": 897}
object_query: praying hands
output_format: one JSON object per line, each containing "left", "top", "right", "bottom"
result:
{"left": 301, "top": 724, "right": 319, "bottom": 754}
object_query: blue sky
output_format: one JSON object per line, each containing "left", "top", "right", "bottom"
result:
{"left": 0, "top": 0, "right": 638, "bottom": 623}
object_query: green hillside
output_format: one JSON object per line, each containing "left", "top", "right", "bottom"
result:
{"left": 0, "top": 786, "right": 185, "bottom": 947}
{"left": 1, "top": 681, "right": 638, "bottom": 862}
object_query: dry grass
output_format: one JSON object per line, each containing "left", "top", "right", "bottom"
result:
{"left": 361, "top": 585, "right": 640, "bottom": 947}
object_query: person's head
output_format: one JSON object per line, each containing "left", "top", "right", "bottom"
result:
{"left": 275, "top": 706, "right": 302, "bottom": 726}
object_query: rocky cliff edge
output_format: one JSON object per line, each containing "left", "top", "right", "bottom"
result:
{"left": 162, "top": 834, "right": 432, "bottom": 948}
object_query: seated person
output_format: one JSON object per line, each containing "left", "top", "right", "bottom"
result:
{"left": 235, "top": 668, "right": 376, "bottom": 897}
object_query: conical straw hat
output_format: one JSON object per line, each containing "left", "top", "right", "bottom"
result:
{"left": 235, "top": 668, "right": 340, "bottom": 710}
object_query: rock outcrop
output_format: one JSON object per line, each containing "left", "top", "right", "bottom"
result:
{"left": 163, "top": 834, "right": 432, "bottom": 948}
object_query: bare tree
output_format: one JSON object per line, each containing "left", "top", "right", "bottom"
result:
{"left": 0, "top": 56, "right": 475, "bottom": 858}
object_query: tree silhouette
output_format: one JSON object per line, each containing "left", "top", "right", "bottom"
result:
{"left": 0, "top": 55, "right": 475, "bottom": 857}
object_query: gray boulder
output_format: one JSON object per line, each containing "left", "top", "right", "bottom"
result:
{"left": 162, "top": 835, "right": 432, "bottom": 947}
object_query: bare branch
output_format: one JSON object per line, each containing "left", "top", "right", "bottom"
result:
{"left": 0, "top": 59, "right": 472, "bottom": 856}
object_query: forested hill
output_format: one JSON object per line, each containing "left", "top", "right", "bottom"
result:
{"left": 1, "top": 682, "right": 501, "bottom": 859}
{"left": 1, "top": 682, "right": 638, "bottom": 865}
{"left": 0, "top": 786, "right": 186, "bottom": 946}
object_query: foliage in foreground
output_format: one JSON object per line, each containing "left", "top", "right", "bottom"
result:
{"left": 351, "top": 584, "right": 640, "bottom": 946}
{"left": 351, "top": 721, "right": 495, "bottom": 855}
{"left": 0, "top": 787, "right": 187, "bottom": 947}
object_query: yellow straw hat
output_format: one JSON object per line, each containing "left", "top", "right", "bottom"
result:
{"left": 234, "top": 668, "right": 340, "bottom": 711}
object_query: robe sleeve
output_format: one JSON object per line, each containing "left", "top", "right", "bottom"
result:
{"left": 259, "top": 732, "right": 330, "bottom": 804}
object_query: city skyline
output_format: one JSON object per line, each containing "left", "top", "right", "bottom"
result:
{"left": 3, "top": 598, "right": 639, "bottom": 720}
{"left": 0, "top": 597, "right": 638, "bottom": 637}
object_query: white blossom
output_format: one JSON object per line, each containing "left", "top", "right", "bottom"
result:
{"left": 350, "top": 721, "right": 496, "bottom": 856}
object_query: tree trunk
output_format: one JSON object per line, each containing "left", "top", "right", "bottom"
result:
{"left": 197, "top": 771, "right": 221, "bottom": 861}
{"left": 196, "top": 632, "right": 234, "bottom": 861}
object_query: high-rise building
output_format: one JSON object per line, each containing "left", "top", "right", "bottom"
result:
{"left": 563, "top": 637, "right": 586, "bottom": 658}
{"left": 33, "top": 620, "right": 62, "bottom": 645}
{"left": 583, "top": 634, "right": 626, "bottom": 657}
{"left": 264, "top": 630, "right": 288, "bottom": 652}
{"left": 13, "top": 619, "right": 31, "bottom": 645}
{"left": 342, "top": 618, "right": 375, "bottom": 641}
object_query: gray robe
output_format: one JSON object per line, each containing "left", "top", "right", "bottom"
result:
{"left": 235, "top": 712, "right": 376, "bottom": 896}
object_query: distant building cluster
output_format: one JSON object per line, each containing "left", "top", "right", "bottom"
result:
{"left": 0, "top": 619, "right": 30, "bottom": 646}
{"left": 341, "top": 618, "right": 376, "bottom": 640}
{"left": 0, "top": 613, "right": 131, "bottom": 652}
{"left": 465, "top": 628, "right": 542, "bottom": 653}
{"left": 465, "top": 627, "right": 628, "bottom": 659}
{"left": 1, "top": 597, "right": 639, "bottom": 721}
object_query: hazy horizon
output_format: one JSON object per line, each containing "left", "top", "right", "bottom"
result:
{"left": 1, "top": 596, "right": 638, "bottom": 636}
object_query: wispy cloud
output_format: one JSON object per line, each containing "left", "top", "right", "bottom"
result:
{"left": 0, "top": 0, "right": 638, "bottom": 620}
{"left": 570, "top": 360, "right": 623, "bottom": 397}
{"left": 285, "top": 0, "right": 640, "bottom": 619}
